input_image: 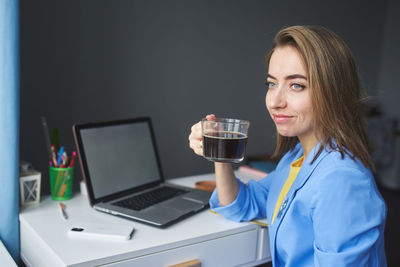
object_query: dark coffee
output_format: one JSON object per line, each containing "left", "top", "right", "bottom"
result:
{"left": 203, "top": 131, "right": 248, "bottom": 163}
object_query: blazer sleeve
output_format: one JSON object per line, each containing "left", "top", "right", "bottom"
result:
{"left": 209, "top": 173, "right": 272, "bottom": 222}
{"left": 311, "top": 166, "right": 387, "bottom": 266}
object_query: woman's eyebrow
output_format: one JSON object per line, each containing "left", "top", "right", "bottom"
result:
{"left": 286, "top": 74, "right": 307, "bottom": 80}
{"left": 267, "top": 74, "right": 308, "bottom": 80}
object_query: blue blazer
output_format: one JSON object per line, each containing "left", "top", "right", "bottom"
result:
{"left": 210, "top": 143, "right": 387, "bottom": 266}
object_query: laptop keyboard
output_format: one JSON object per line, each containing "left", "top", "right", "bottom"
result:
{"left": 114, "top": 186, "right": 188, "bottom": 211}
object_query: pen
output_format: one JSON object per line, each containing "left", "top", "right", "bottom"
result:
{"left": 57, "top": 169, "right": 70, "bottom": 197}
{"left": 51, "top": 145, "right": 58, "bottom": 166}
{"left": 60, "top": 151, "right": 67, "bottom": 167}
{"left": 59, "top": 202, "right": 68, "bottom": 220}
{"left": 57, "top": 146, "right": 64, "bottom": 166}
{"left": 52, "top": 157, "right": 58, "bottom": 167}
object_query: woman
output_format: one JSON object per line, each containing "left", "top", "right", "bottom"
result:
{"left": 188, "top": 25, "right": 387, "bottom": 266}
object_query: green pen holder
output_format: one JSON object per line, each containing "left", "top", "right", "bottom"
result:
{"left": 49, "top": 166, "right": 74, "bottom": 201}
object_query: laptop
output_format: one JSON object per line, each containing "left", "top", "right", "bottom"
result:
{"left": 72, "top": 117, "right": 212, "bottom": 228}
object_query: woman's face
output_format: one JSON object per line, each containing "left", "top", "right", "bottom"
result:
{"left": 266, "top": 46, "right": 317, "bottom": 146}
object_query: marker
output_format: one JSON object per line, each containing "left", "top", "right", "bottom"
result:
{"left": 69, "top": 151, "right": 76, "bottom": 168}
{"left": 57, "top": 146, "right": 64, "bottom": 167}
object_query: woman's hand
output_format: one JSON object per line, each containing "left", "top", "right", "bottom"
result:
{"left": 188, "top": 114, "right": 238, "bottom": 206}
{"left": 188, "top": 114, "right": 217, "bottom": 156}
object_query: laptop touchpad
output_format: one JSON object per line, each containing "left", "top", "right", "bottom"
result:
{"left": 161, "top": 197, "right": 204, "bottom": 212}
{"left": 141, "top": 197, "right": 204, "bottom": 224}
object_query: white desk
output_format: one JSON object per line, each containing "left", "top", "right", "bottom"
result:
{"left": 20, "top": 173, "right": 270, "bottom": 267}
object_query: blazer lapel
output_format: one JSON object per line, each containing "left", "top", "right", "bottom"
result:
{"left": 269, "top": 143, "right": 331, "bottom": 262}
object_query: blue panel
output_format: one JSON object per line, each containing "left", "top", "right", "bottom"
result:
{"left": 0, "top": 0, "right": 20, "bottom": 262}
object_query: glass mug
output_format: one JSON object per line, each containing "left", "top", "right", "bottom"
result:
{"left": 201, "top": 118, "right": 250, "bottom": 163}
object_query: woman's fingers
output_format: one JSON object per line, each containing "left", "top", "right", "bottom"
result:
{"left": 190, "top": 139, "right": 203, "bottom": 156}
{"left": 190, "top": 121, "right": 202, "bottom": 139}
{"left": 189, "top": 121, "right": 203, "bottom": 156}
{"left": 206, "top": 114, "right": 218, "bottom": 121}
{"left": 188, "top": 115, "right": 218, "bottom": 157}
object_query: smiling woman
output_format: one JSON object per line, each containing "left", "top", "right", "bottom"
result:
{"left": 266, "top": 45, "right": 316, "bottom": 159}
{"left": 188, "top": 25, "right": 387, "bottom": 267}
{"left": 266, "top": 26, "right": 374, "bottom": 170}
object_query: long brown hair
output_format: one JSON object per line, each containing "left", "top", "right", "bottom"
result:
{"left": 266, "top": 25, "right": 374, "bottom": 171}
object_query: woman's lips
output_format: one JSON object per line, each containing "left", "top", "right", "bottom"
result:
{"left": 273, "top": 114, "right": 293, "bottom": 123}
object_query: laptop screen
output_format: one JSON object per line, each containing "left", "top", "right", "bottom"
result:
{"left": 77, "top": 119, "right": 162, "bottom": 199}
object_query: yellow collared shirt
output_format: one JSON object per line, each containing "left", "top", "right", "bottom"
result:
{"left": 271, "top": 156, "right": 304, "bottom": 225}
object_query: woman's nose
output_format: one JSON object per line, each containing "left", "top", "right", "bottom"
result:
{"left": 266, "top": 87, "right": 286, "bottom": 109}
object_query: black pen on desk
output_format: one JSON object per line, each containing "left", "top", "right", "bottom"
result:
{"left": 59, "top": 202, "right": 68, "bottom": 220}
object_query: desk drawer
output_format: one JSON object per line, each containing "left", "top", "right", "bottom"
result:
{"left": 103, "top": 228, "right": 259, "bottom": 267}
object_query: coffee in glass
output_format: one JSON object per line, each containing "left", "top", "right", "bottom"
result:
{"left": 202, "top": 118, "right": 250, "bottom": 163}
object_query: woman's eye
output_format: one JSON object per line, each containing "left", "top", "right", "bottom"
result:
{"left": 291, "top": 83, "right": 305, "bottom": 91}
{"left": 266, "top": 81, "right": 276, "bottom": 89}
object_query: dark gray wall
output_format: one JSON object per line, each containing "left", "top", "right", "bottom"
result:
{"left": 377, "top": 0, "right": 400, "bottom": 118}
{"left": 20, "top": 0, "right": 390, "bottom": 195}
{"left": 375, "top": 0, "right": 400, "bottom": 190}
